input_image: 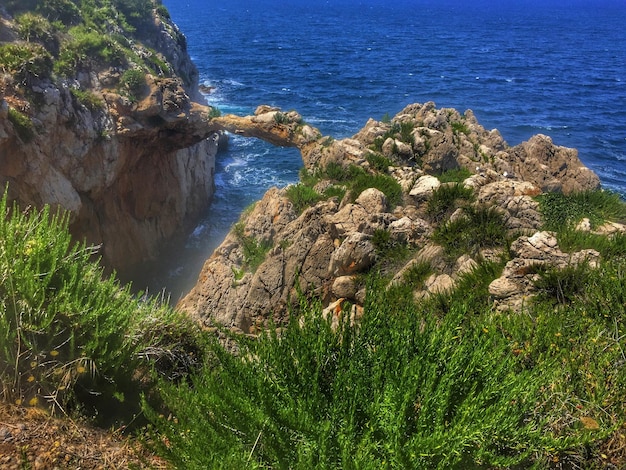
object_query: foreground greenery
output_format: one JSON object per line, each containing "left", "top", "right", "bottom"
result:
{"left": 143, "top": 189, "right": 626, "bottom": 469}
{"left": 0, "top": 193, "right": 201, "bottom": 422}
{"left": 144, "top": 260, "right": 625, "bottom": 469}
{"left": 1, "top": 0, "right": 177, "bottom": 101}
{"left": 0, "top": 188, "right": 625, "bottom": 468}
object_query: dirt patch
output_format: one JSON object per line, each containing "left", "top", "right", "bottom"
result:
{"left": 0, "top": 402, "right": 169, "bottom": 470}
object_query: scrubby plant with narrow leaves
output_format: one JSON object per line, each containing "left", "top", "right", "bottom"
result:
{"left": 143, "top": 259, "right": 626, "bottom": 469}
{"left": 0, "top": 193, "right": 199, "bottom": 420}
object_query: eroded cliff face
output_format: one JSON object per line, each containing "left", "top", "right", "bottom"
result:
{"left": 0, "top": 7, "right": 220, "bottom": 271}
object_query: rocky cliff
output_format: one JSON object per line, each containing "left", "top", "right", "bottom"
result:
{"left": 178, "top": 102, "right": 623, "bottom": 332}
{"left": 0, "top": 2, "right": 221, "bottom": 271}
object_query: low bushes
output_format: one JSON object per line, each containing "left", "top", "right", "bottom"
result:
{"left": 144, "top": 262, "right": 626, "bottom": 468}
{"left": 431, "top": 205, "right": 508, "bottom": 260}
{"left": 0, "top": 193, "right": 200, "bottom": 421}
{"left": 537, "top": 190, "right": 626, "bottom": 231}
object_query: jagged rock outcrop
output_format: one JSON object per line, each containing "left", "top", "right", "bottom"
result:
{"left": 179, "top": 101, "right": 608, "bottom": 331}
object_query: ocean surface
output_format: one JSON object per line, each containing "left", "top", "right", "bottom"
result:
{"left": 144, "top": 0, "right": 626, "bottom": 300}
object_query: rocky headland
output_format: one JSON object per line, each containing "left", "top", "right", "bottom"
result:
{"left": 178, "top": 102, "right": 625, "bottom": 332}
{"left": 0, "top": 2, "right": 622, "bottom": 333}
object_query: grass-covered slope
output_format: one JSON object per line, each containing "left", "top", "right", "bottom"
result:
{"left": 1, "top": 0, "right": 178, "bottom": 80}
{"left": 0, "top": 185, "right": 625, "bottom": 468}
{"left": 0, "top": 192, "right": 202, "bottom": 423}
{"left": 144, "top": 189, "right": 626, "bottom": 469}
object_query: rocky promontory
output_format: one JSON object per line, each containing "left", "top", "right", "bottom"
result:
{"left": 1, "top": 3, "right": 620, "bottom": 328}
{"left": 178, "top": 102, "right": 621, "bottom": 332}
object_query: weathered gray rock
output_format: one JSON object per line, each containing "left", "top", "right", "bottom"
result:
{"left": 388, "top": 216, "right": 432, "bottom": 244}
{"left": 425, "top": 273, "right": 454, "bottom": 294}
{"left": 329, "top": 232, "right": 377, "bottom": 276}
{"left": 390, "top": 166, "right": 422, "bottom": 193}
{"left": 409, "top": 175, "right": 441, "bottom": 200}
{"left": 504, "top": 134, "right": 600, "bottom": 195}
{"left": 179, "top": 195, "right": 338, "bottom": 331}
{"left": 489, "top": 231, "right": 601, "bottom": 312}
{"left": 382, "top": 137, "right": 413, "bottom": 159}
{"left": 355, "top": 188, "right": 388, "bottom": 214}
{"left": 477, "top": 180, "right": 543, "bottom": 232}
{"left": 332, "top": 276, "right": 358, "bottom": 300}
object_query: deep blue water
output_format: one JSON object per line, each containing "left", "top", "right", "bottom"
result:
{"left": 148, "top": 0, "right": 626, "bottom": 299}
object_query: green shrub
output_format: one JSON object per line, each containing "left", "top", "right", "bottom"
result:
{"left": 233, "top": 222, "right": 272, "bottom": 272}
{"left": 0, "top": 43, "right": 53, "bottom": 84}
{"left": 113, "top": 0, "right": 154, "bottom": 31}
{"left": 207, "top": 106, "right": 222, "bottom": 119}
{"left": 15, "top": 13, "right": 55, "bottom": 44}
{"left": 298, "top": 167, "right": 320, "bottom": 188}
{"left": 350, "top": 173, "right": 403, "bottom": 208}
{"left": 537, "top": 190, "right": 626, "bottom": 231}
{"left": 450, "top": 121, "right": 470, "bottom": 135}
{"left": 7, "top": 108, "right": 35, "bottom": 143}
{"left": 426, "top": 183, "right": 475, "bottom": 223}
{"left": 371, "top": 229, "right": 411, "bottom": 273}
{"left": 399, "top": 121, "right": 415, "bottom": 145}
{"left": 0, "top": 193, "right": 198, "bottom": 419}
{"left": 55, "top": 26, "right": 125, "bottom": 76}
{"left": 365, "top": 152, "right": 393, "bottom": 173}
{"left": 432, "top": 205, "right": 508, "bottom": 260}
{"left": 322, "top": 185, "right": 346, "bottom": 202}
{"left": 70, "top": 88, "right": 104, "bottom": 111}
{"left": 285, "top": 184, "right": 321, "bottom": 214}
{"left": 320, "top": 162, "right": 364, "bottom": 182}
{"left": 36, "top": 0, "right": 81, "bottom": 26}
{"left": 437, "top": 167, "right": 472, "bottom": 184}
{"left": 273, "top": 111, "right": 289, "bottom": 124}
{"left": 119, "top": 68, "right": 147, "bottom": 100}
{"left": 156, "top": 4, "right": 171, "bottom": 19}
{"left": 144, "top": 273, "right": 619, "bottom": 469}
{"left": 556, "top": 227, "right": 626, "bottom": 259}
{"left": 533, "top": 262, "right": 592, "bottom": 306}
{"left": 400, "top": 260, "right": 431, "bottom": 288}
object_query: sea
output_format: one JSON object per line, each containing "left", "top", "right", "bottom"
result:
{"left": 143, "top": 0, "right": 626, "bottom": 300}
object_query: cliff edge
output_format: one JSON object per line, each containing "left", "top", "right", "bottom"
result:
{"left": 0, "top": 1, "right": 221, "bottom": 271}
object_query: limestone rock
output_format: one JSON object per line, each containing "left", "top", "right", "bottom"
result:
{"left": 388, "top": 216, "right": 432, "bottom": 244}
{"left": 477, "top": 180, "right": 543, "bottom": 231}
{"left": 489, "top": 231, "right": 601, "bottom": 312}
{"left": 329, "top": 232, "right": 376, "bottom": 276}
{"left": 355, "top": 188, "right": 388, "bottom": 214}
{"left": 409, "top": 175, "right": 441, "bottom": 200}
{"left": 332, "top": 276, "right": 358, "bottom": 300}
{"left": 504, "top": 134, "right": 600, "bottom": 195}
{"left": 425, "top": 273, "right": 454, "bottom": 294}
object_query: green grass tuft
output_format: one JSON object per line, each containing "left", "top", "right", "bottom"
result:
{"left": 426, "top": 182, "right": 475, "bottom": 223}
{"left": 537, "top": 190, "right": 626, "bottom": 231}
{"left": 432, "top": 205, "right": 508, "bottom": 260}
{"left": 7, "top": 108, "right": 35, "bottom": 143}
{"left": 285, "top": 184, "right": 322, "bottom": 214}
{"left": 233, "top": 222, "right": 272, "bottom": 272}
{"left": 437, "top": 167, "right": 472, "bottom": 184}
